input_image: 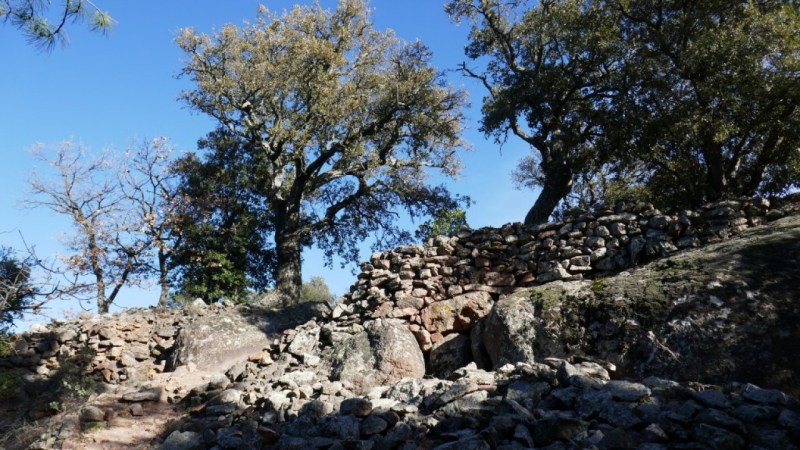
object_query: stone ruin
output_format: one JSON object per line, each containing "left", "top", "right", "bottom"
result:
{"left": 3, "top": 196, "right": 800, "bottom": 449}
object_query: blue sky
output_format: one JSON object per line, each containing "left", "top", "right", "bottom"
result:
{"left": 0, "top": 1, "right": 535, "bottom": 323}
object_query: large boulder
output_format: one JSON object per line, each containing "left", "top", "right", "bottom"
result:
{"left": 483, "top": 215, "right": 800, "bottom": 397}
{"left": 166, "top": 312, "right": 271, "bottom": 372}
{"left": 329, "top": 319, "right": 425, "bottom": 392}
{"left": 481, "top": 294, "right": 538, "bottom": 367}
{"left": 420, "top": 291, "right": 493, "bottom": 334}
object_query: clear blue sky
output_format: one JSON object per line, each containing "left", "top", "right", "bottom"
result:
{"left": 0, "top": 1, "right": 535, "bottom": 324}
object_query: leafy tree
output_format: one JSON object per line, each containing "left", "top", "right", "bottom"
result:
{"left": 0, "top": 0, "right": 113, "bottom": 50}
{"left": 416, "top": 208, "right": 468, "bottom": 241}
{"left": 176, "top": 0, "right": 467, "bottom": 303}
{"left": 607, "top": 0, "right": 800, "bottom": 207}
{"left": 447, "top": 0, "right": 626, "bottom": 225}
{"left": 170, "top": 132, "right": 275, "bottom": 304}
{"left": 0, "top": 247, "right": 36, "bottom": 331}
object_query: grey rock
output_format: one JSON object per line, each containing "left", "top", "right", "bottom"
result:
{"left": 129, "top": 403, "right": 144, "bottom": 416}
{"left": 79, "top": 405, "right": 105, "bottom": 423}
{"left": 360, "top": 414, "right": 388, "bottom": 436}
{"left": 731, "top": 404, "right": 779, "bottom": 422}
{"left": 741, "top": 383, "right": 788, "bottom": 404}
{"left": 159, "top": 431, "right": 204, "bottom": 450}
{"left": 330, "top": 319, "right": 425, "bottom": 392}
{"left": 210, "top": 389, "right": 241, "bottom": 406}
{"left": 506, "top": 380, "right": 550, "bottom": 404}
{"left": 691, "top": 389, "right": 731, "bottom": 409}
{"left": 429, "top": 333, "right": 472, "bottom": 379}
{"left": 287, "top": 328, "right": 319, "bottom": 357}
{"left": 602, "top": 380, "right": 651, "bottom": 402}
{"left": 695, "top": 408, "right": 745, "bottom": 434}
{"left": 166, "top": 313, "right": 270, "bottom": 372}
{"left": 749, "top": 427, "right": 798, "bottom": 450}
{"left": 155, "top": 326, "right": 177, "bottom": 338}
{"left": 598, "top": 401, "right": 642, "bottom": 429}
{"left": 779, "top": 409, "right": 800, "bottom": 433}
{"left": 323, "top": 414, "right": 361, "bottom": 440}
{"left": 691, "top": 423, "right": 745, "bottom": 450}
{"left": 482, "top": 295, "right": 537, "bottom": 367}
{"left": 532, "top": 416, "right": 588, "bottom": 445}
{"left": 122, "top": 387, "right": 162, "bottom": 402}
{"left": 340, "top": 398, "right": 373, "bottom": 417}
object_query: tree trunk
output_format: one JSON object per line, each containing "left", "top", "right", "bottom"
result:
{"left": 700, "top": 130, "right": 728, "bottom": 201}
{"left": 96, "top": 276, "right": 108, "bottom": 314}
{"left": 275, "top": 230, "right": 302, "bottom": 307}
{"left": 523, "top": 159, "right": 574, "bottom": 226}
{"left": 158, "top": 251, "right": 169, "bottom": 307}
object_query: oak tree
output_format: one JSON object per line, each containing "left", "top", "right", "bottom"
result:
{"left": 176, "top": 0, "right": 467, "bottom": 303}
{"left": 608, "top": 0, "right": 800, "bottom": 206}
{"left": 447, "top": 0, "right": 626, "bottom": 225}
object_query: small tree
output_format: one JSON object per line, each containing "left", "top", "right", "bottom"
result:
{"left": 300, "top": 276, "right": 335, "bottom": 305}
{"left": 27, "top": 142, "right": 147, "bottom": 313}
{"left": 177, "top": 0, "right": 467, "bottom": 303}
{"left": 0, "top": 0, "right": 113, "bottom": 50}
{"left": 120, "top": 137, "right": 183, "bottom": 307}
{"left": 169, "top": 132, "right": 276, "bottom": 304}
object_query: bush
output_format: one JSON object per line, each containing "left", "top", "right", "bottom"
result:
{"left": 300, "top": 277, "right": 335, "bottom": 305}
{"left": 0, "top": 247, "right": 37, "bottom": 332}
{"left": 0, "top": 370, "right": 21, "bottom": 401}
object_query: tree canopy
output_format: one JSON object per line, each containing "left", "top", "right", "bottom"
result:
{"left": 26, "top": 139, "right": 182, "bottom": 313}
{"left": 608, "top": 0, "right": 800, "bottom": 207}
{"left": 447, "top": 0, "right": 626, "bottom": 225}
{"left": 176, "top": 0, "right": 467, "bottom": 302}
{"left": 449, "top": 0, "right": 800, "bottom": 222}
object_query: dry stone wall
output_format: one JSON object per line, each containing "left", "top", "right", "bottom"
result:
{"left": 1, "top": 308, "right": 183, "bottom": 386}
{"left": 0, "top": 300, "right": 268, "bottom": 390}
{"left": 2, "top": 197, "right": 789, "bottom": 388}
{"left": 331, "top": 197, "right": 783, "bottom": 368}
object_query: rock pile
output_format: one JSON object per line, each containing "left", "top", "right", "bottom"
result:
{"left": 2, "top": 307, "right": 184, "bottom": 385}
{"left": 3, "top": 196, "right": 799, "bottom": 449}
{"left": 167, "top": 356, "right": 800, "bottom": 449}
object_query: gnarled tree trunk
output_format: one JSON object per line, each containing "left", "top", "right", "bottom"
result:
{"left": 524, "top": 158, "right": 574, "bottom": 226}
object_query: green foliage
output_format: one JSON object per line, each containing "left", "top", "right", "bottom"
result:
{"left": 176, "top": 0, "right": 468, "bottom": 299}
{"left": 300, "top": 276, "right": 336, "bottom": 305}
{"left": 0, "top": 0, "right": 114, "bottom": 50}
{"left": 0, "top": 369, "right": 20, "bottom": 401}
{"left": 48, "top": 345, "right": 96, "bottom": 411}
{"left": 0, "top": 246, "right": 36, "bottom": 332}
{"left": 450, "top": 0, "right": 800, "bottom": 218}
{"left": 447, "top": 0, "right": 627, "bottom": 225}
{"left": 607, "top": 0, "right": 800, "bottom": 207}
{"left": 170, "top": 133, "right": 275, "bottom": 304}
{"left": 416, "top": 208, "right": 468, "bottom": 241}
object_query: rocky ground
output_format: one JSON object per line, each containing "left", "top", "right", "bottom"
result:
{"left": 1, "top": 199, "right": 799, "bottom": 449}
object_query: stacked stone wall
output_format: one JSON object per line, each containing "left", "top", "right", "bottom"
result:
{"left": 332, "top": 197, "right": 787, "bottom": 360}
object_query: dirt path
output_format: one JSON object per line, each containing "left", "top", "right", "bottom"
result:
{"left": 62, "top": 367, "right": 224, "bottom": 449}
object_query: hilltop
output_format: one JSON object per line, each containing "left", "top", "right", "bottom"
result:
{"left": 1, "top": 197, "right": 799, "bottom": 449}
